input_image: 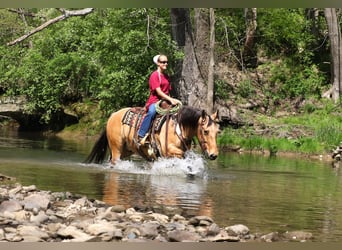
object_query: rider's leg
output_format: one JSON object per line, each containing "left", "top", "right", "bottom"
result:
{"left": 138, "top": 103, "right": 156, "bottom": 140}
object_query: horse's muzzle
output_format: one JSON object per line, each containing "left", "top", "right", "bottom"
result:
{"left": 208, "top": 154, "right": 217, "bottom": 160}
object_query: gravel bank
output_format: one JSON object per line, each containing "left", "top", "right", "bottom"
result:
{"left": 0, "top": 179, "right": 313, "bottom": 242}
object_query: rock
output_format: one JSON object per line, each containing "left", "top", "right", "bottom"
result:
{"left": 22, "top": 185, "right": 37, "bottom": 192}
{"left": 111, "top": 205, "right": 126, "bottom": 213}
{"left": 30, "top": 211, "right": 49, "bottom": 225}
{"left": 283, "top": 231, "right": 313, "bottom": 242}
{"left": 17, "top": 225, "right": 49, "bottom": 242}
{"left": 188, "top": 215, "right": 213, "bottom": 226}
{"left": 23, "top": 194, "right": 50, "bottom": 211}
{"left": 139, "top": 222, "right": 160, "bottom": 239}
{"left": 97, "top": 207, "right": 120, "bottom": 221}
{"left": 125, "top": 226, "right": 141, "bottom": 240}
{"left": 207, "top": 223, "right": 221, "bottom": 236}
{"left": 0, "top": 200, "right": 22, "bottom": 213}
{"left": 260, "top": 232, "right": 280, "bottom": 242}
{"left": 0, "top": 228, "right": 5, "bottom": 241}
{"left": 8, "top": 185, "right": 22, "bottom": 197}
{"left": 14, "top": 210, "right": 32, "bottom": 222}
{"left": 0, "top": 174, "right": 15, "bottom": 182}
{"left": 146, "top": 213, "right": 169, "bottom": 224}
{"left": 171, "top": 214, "right": 186, "bottom": 222}
{"left": 85, "top": 221, "right": 116, "bottom": 236}
{"left": 0, "top": 183, "right": 314, "bottom": 242}
{"left": 57, "top": 225, "right": 93, "bottom": 242}
{"left": 225, "top": 224, "right": 249, "bottom": 236}
{"left": 206, "top": 230, "right": 240, "bottom": 242}
{"left": 167, "top": 229, "right": 201, "bottom": 242}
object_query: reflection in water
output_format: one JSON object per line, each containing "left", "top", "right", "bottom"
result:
{"left": 102, "top": 172, "right": 212, "bottom": 217}
{"left": 2, "top": 128, "right": 342, "bottom": 241}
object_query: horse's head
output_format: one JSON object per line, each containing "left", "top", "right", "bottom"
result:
{"left": 197, "top": 110, "right": 220, "bottom": 160}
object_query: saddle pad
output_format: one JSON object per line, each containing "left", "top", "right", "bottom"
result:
{"left": 121, "top": 107, "right": 171, "bottom": 132}
{"left": 153, "top": 115, "right": 167, "bottom": 132}
{"left": 122, "top": 108, "right": 145, "bottom": 128}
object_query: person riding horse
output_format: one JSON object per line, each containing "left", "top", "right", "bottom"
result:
{"left": 137, "top": 54, "right": 181, "bottom": 145}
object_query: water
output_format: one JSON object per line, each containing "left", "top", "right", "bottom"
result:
{"left": 1, "top": 127, "right": 342, "bottom": 241}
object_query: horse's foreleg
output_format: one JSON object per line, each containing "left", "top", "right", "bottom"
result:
{"left": 166, "top": 144, "right": 185, "bottom": 158}
{"left": 109, "top": 148, "right": 122, "bottom": 165}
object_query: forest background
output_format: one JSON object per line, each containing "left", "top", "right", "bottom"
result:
{"left": 0, "top": 8, "right": 341, "bottom": 157}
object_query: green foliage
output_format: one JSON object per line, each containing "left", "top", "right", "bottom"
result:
{"left": 257, "top": 9, "right": 315, "bottom": 58}
{"left": 0, "top": 8, "right": 181, "bottom": 122}
{"left": 0, "top": 8, "right": 337, "bottom": 131}
{"left": 237, "top": 79, "right": 255, "bottom": 99}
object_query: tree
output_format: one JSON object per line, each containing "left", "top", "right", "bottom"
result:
{"left": 323, "top": 8, "right": 342, "bottom": 103}
{"left": 243, "top": 8, "right": 257, "bottom": 68}
{"left": 170, "top": 8, "right": 207, "bottom": 107}
{"left": 7, "top": 8, "right": 94, "bottom": 46}
{"left": 207, "top": 8, "right": 215, "bottom": 113}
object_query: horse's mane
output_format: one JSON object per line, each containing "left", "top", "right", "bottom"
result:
{"left": 176, "top": 106, "right": 203, "bottom": 130}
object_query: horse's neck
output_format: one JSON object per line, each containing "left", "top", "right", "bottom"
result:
{"left": 177, "top": 124, "right": 197, "bottom": 141}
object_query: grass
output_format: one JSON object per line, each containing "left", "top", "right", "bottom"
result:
{"left": 219, "top": 101, "right": 342, "bottom": 156}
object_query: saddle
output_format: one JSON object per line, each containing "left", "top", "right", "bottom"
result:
{"left": 121, "top": 100, "right": 175, "bottom": 158}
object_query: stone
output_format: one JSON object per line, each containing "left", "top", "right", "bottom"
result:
{"left": 139, "top": 222, "right": 160, "bottom": 238}
{"left": 22, "top": 185, "right": 37, "bottom": 192}
{"left": 207, "top": 223, "right": 221, "bottom": 236}
{"left": 30, "top": 211, "right": 49, "bottom": 224}
{"left": 14, "top": 210, "right": 32, "bottom": 222}
{"left": 8, "top": 185, "right": 22, "bottom": 197}
{"left": 146, "top": 213, "right": 169, "bottom": 224}
{"left": 0, "top": 228, "right": 5, "bottom": 241}
{"left": 260, "top": 232, "right": 280, "bottom": 242}
{"left": 111, "top": 205, "right": 126, "bottom": 213}
{"left": 206, "top": 230, "right": 240, "bottom": 242}
{"left": 283, "top": 231, "right": 313, "bottom": 241}
{"left": 225, "top": 224, "right": 249, "bottom": 236}
{"left": 188, "top": 215, "right": 213, "bottom": 226}
{"left": 23, "top": 194, "right": 50, "bottom": 211}
{"left": 85, "top": 221, "right": 115, "bottom": 236}
{"left": 57, "top": 225, "right": 93, "bottom": 242}
{"left": 0, "top": 200, "right": 22, "bottom": 213}
{"left": 17, "top": 225, "right": 49, "bottom": 242}
{"left": 167, "top": 229, "right": 201, "bottom": 242}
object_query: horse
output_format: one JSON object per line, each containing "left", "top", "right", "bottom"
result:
{"left": 84, "top": 105, "right": 220, "bottom": 165}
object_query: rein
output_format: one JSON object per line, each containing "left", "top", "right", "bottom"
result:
{"left": 198, "top": 119, "right": 208, "bottom": 153}
{"left": 174, "top": 114, "right": 209, "bottom": 154}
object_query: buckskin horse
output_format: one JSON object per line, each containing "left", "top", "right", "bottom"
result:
{"left": 85, "top": 104, "right": 220, "bottom": 165}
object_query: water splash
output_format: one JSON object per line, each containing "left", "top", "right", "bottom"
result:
{"left": 90, "top": 151, "right": 208, "bottom": 178}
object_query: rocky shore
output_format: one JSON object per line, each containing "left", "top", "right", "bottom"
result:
{"left": 0, "top": 179, "right": 313, "bottom": 242}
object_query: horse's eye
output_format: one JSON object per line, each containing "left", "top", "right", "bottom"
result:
{"left": 204, "top": 130, "right": 209, "bottom": 135}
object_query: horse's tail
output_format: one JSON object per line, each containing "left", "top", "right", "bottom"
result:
{"left": 84, "top": 130, "right": 109, "bottom": 164}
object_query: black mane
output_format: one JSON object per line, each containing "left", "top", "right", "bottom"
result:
{"left": 176, "top": 106, "right": 202, "bottom": 130}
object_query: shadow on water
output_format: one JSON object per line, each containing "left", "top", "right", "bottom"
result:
{"left": 1, "top": 128, "right": 342, "bottom": 241}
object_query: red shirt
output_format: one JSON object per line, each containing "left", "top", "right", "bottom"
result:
{"left": 145, "top": 70, "right": 171, "bottom": 109}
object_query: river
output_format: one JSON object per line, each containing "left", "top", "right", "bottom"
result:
{"left": 1, "top": 127, "right": 342, "bottom": 242}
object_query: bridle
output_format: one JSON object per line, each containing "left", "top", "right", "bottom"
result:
{"left": 174, "top": 114, "right": 211, "bottom": 155}
{"left": 198, "top": 116, "right": 209, "bottom": 154}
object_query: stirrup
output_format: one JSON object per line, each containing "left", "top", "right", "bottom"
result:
{"left": 139, "top": 134, "right": 149, "bottom": 146}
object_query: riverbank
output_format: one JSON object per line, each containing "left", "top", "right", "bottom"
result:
{"left": 0, "top": 178, "right": 314, "bottom": 242}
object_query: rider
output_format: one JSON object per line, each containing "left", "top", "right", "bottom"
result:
{"left": 137, "top": 54, "right": 180, "bottom": 145}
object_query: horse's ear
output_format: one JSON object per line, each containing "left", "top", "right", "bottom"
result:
{"left": 211, "top": 110, "right": 220, "bottom": 122}
{"left": 200, "top": 110, "right": 207, "bottom": 124}
{"left": 201, "top": 110, "right": 207, "bottom": 119}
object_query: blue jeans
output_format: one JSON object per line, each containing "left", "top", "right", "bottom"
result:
{"left": 138, "top": 103, "right": 156, "bottom": 137}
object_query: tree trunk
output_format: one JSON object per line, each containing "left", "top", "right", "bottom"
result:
{"left": 194, "top": 8, "right": 209, "bottom": 81}
{"left": 170, "top": 8, "right": 207, "bottom": 108}
{"left": 324, "top": 8, "right": 342, "bottom": 103}
{"left": 243, "top": 8, "right": 257, "bottom": 68}
{"left": 207, "top": 8, "right": 215, "bottom": 114}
